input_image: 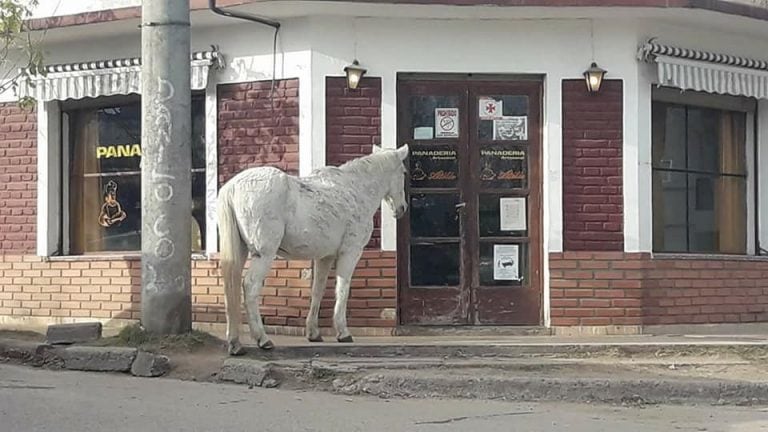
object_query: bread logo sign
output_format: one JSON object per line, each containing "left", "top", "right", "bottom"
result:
{"left": 96, "top": 144, "right": 141, "bottom": 159}
{"left": 98, "top": 180, "right": 127, "bottom": 228}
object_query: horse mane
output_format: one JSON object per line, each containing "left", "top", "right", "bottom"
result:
{"left": 337, "top": 150, "right": 399, "bottom": 176}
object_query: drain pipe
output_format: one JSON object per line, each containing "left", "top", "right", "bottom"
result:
{"left": 208, "top": 0, "right": 280, "bottom": 30}
{"left": 208, "top": 0, "right": 281, "bottom": 110}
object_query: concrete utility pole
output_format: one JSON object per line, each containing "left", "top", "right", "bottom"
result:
{"left": 140, "top": 0, "right": 192, "bottom": 334}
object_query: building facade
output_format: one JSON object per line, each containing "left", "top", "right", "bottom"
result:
{"left": 2, "top": 0, "right": 768, "bottom": 336}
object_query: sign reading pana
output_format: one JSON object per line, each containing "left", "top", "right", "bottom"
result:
{"left": 97, "top": 144, "right": 141, "bottom": 159}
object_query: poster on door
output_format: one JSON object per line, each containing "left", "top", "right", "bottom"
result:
{"left": 435, "top": 108, "right": 459, "bottom": 138}
{"left": 499, "top": 197, "right": 526, "bottom": 231}
{"left": 493, "top": 244, "right": 520, "bottom": 281}
{"left": 479, "top": 98, "right": 503, "bottom": 120}
{"left": 493, "top": 116, "right": 527, "bottom": 141}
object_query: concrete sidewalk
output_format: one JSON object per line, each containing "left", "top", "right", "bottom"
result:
{"left": 232, "top": 332, "right": 768, "bottom": 361}
{"left": 3, "top": 327, "right": 768, "bottom": 407}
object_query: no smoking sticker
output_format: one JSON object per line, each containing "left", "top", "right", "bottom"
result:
{"left": 435, "top": 108, "right": 459, "bottom": 138}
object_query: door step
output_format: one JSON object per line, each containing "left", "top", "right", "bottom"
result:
{"left": 394, "top": 326, "right": 550, "bottom": 337}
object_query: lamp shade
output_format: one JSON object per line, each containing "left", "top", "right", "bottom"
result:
{"left": 583, "top": 62, "right": 607, "bottom": 93}
{"left": 344, "top": 59, "right": 367, "bottom": 90}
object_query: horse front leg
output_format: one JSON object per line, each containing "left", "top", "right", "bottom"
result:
{"left": 333, "top": 250, "right": 363, "bottom": 343}
{"left": 306, "top": 256, "right": 334, "bottom": 342}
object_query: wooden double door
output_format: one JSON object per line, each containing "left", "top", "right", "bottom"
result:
{"left": 397, "top": 77, "right": 542, "bottom": 326}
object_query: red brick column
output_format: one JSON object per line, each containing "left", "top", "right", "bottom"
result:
{"left": 0, "top": 103, "right": 36, "bottom": 254}
{"left": 217, "top": 79, "right": 300, "bottom": 185}
{"left": 325, "top": 76, "right": 382, "bottom": 249}
{"left": 562, "top": 80, "right": 623, "bottom": 251}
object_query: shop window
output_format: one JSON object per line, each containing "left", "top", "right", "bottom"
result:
{"left": 651, "top": 98, "right": 749, "bottom": 254}
{"left": 66, "top": 96, "right": 206, "bottom": 254}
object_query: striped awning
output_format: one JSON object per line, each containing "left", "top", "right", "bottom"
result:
{"left": 638, "top": 41, "right": 768, "bottom": 99}
{"left": 17, "top": 50, "right": 224, "bottom": 102}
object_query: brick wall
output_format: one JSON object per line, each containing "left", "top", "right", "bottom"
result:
{"left": 0, "top": 103, "right": 36, "bottom": 254}
{"left": 550, "top": 252, "right": 768, "bottom": 326}
{"left": 217, "top": 79, "right": 300, "bottom": 185}
{"left": 325, "top": 76, "right": 382, "bottom": 249}
{"left": 562, "top": 80, "right": 623, "bottom": 251}
{"left": 0, "top": 252, "right": 396, "bottom": 333}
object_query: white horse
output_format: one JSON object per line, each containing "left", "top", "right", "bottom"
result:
{"left": 217, "top": 145, "right": 409, "bottom": 355}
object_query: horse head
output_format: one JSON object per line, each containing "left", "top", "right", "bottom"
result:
{"left": 373, "top": 144, "right": 409, "bottom": 219}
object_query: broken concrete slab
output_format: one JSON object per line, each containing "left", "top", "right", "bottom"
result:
{"left": 131, "top": 351, "right": 171, "bottom": 377}
{"left": 56, "top": 346, "right": 137, "bottom": 372}
{"left": 46, "top": 323, "right": 102, "bottom": 345}
{"left": 219, "top": 358, "right": 280, "bottom": 387}
{"left": 0, "top": 339, "right": 44, "bottom": 363}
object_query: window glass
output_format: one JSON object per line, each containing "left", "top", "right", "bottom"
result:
{"left": 68, "top": 97, "right": 206, "bottom": 254}
{"left": 651, "top": 101, "right": 747, "bottom": 254}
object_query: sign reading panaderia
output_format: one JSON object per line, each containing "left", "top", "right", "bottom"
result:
{"left": 480, "top": 147, "right": 527, "bottom": 188}
{"left": 410, "top": 147, "right": 458, "bottom": 188}
{"left": 96, "top": 144, "right": 141, "bottom": 159}
{"left": 480, "top": 149, "right": 525, "bottom": 160}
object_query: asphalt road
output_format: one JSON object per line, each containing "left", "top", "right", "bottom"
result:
{"left": 1, "top": 364, "right": 767, "bottom": 432}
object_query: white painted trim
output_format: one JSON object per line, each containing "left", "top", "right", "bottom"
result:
{"left": 61, "top": 112, "right": 70, "bottom": 256}
{"left": 35, "top": 102, "right": 49, "bottom": 256}
{"left": 746, "top": 111, "right": 756, "bottom": 256}
{"left": 309, "top": 68, "right": 328, "bottom": 174}
{"left": 546, "top": 78, "right": 563, "bottom": 254}
{"left": 36, "top": 101, "right": 61, "bottom": 257}
{"left": 758, "top": 100, "right": 768, "bottom": 255}
{"left": 299, "top": 50, "right": 315, "bottom": 176}
{"left": 635, "top": 66, "right": 655, "bottom": 253}
{"left": 380, "top": 71, "right": 397, "bottom": 252}
{"left": 205, "top": 78, "right": 219, "bottom": 257}
{"left": 624, "top": 76, "right": 644, "bottom": 252}
{"left": 542, "top": 75, "right": 555, "bottom": 327}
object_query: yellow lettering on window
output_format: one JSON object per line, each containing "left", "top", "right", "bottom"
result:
{"left": 96, "top": 144, "right": 142, "bottom": 159}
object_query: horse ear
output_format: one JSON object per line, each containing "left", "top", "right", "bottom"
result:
{"left": 397, "top": 144, "right": 409, "bottom": 161}
{"left": 372, "top": 145, "right": 382, "bottom": 153}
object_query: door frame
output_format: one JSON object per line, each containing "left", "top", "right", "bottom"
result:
{"left": 395, "top": 73, "right": 544, "bottom": 326}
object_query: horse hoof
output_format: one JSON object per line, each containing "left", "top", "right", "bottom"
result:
{"left": 228, "top": 342, "right": 246, "bottom": 356}
{"left": 259, "top": 340, "right": 275, "bottom": 350}
{"left": 337, "top": 335, "right": 354, "bottom": 343}
{"left": 308, "top": 335, "right": 324, "bottom": 343}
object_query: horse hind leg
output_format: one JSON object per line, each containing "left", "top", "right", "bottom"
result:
{"left": 242, "top": 250, "right": 277, "bottom": 350}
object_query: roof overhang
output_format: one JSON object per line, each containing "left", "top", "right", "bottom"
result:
{"left": 24, "top": 0, "right": 768, "bottom": 32}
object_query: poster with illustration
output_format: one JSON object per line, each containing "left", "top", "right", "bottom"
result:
{"left": 493, "top": 244, "right": 520, "bottom": 281}
{"left": 493, "top": 116, "right": 527, "bottom": 141}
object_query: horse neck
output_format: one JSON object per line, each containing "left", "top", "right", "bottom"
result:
{"left": 340, "top": 157, "right": 395, "bottom": 214}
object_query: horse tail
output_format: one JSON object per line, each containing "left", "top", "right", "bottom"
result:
{"left": 217, "top": 184, "right": 248, "bottom": 345}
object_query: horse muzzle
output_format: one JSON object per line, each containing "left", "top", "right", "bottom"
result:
{"left": 394, "top": 205, "right": 407, "bottom": 219}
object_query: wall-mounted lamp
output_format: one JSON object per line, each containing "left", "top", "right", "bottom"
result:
{"left": 344, "top": 59, "right": 367, "bottom": 90}
{"left": 583, "top": 62, "right": 607, "bottom": 93}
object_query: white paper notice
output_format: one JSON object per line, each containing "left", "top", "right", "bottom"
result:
{"left": 499, "top": 197, "right": 526, "bottom": 231}
{"left": 479, "top": 98, "right": 502, "bottom": 120}
{"left": 493, "top": 244, "right": 520, "bottom": 281}
{"left": 413, "top": 127, "right": 434, "bottom": 140}
{"left": 435, "top": 108, "right": 459, "bottom": 138}
{"left": 493, "top": 116, "right": 527, "bottom": 141}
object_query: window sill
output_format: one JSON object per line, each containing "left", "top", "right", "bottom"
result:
{"left": 45, "top": 252, "right": 213, "bottom": 262}
{"left": 652, "top": 252, "right": 768, "bottom": 262}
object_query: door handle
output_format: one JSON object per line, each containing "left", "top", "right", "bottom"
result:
{"left": 455, "top": 202, "right": 466, "bottom": 209}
